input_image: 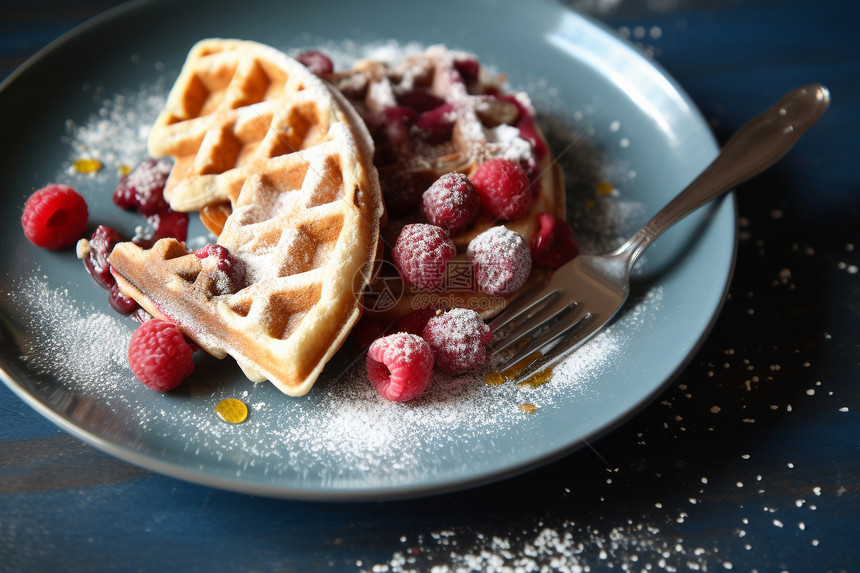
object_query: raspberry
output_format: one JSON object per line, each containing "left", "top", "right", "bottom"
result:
{"left": 470, "top": 158, "right": 533, "bottom": 221}
{"left": 366, "top": 332, "right": 434, "bottom": 402}
{"left": 422, "top": 308, "right": 492, "bottom": 373}
{"left": 113, "top": 159, "right": 171, "bottom": 216}
{"left": 193, "top": 243, "right": 246, "bottom": 295}
{"left": 422, "top": 172, "right": 479, "bottom": 234}
{"left": 295, "top": 50, "right": 333, "bottom": 76}
{"left": 127, "top": 319, "right": 195, "bottom": 391}
{"left": 21, "top": 184, "right": 89, "bottom": 249}
{"left": 467, "top": 226, "right": 532, "bottom": 296}
{"left": 392, "top": 224, "right": 456, "bottom": 290}
{"left": 531, "top": 213, "right": 580, "bottom": 269}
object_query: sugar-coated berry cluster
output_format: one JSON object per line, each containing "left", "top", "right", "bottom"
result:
{"left": 364, "top": 307, "right": 492, "bottom": 402}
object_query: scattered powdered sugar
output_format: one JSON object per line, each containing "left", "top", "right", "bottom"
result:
{"left": 8, "top": 275, "right": 132, "bottom": 391}
{"left": 12, "top": 39, "right": 662, "bottom": 488}
{"left": 60, "top": 78, "right": 168, "bottom": 182}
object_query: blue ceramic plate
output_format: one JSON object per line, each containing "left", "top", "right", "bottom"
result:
{"left": 0, "top": 0, "right": 734, "bottom": 500}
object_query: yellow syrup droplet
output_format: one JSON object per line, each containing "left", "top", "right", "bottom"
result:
{"left": 517, "top": 368, "right": 554, "bottom": 389}
{"left": 596, "top": 181, "right": 615, "bottom": 195}
{"left": 518, "top": 403, "right": 539, "bottom": 414}
{"left": 118, "top": 164, "right": 133, "bottom": 177}
{"left": 484, "top": 371, "right": 506, "bottom": 386}
{"left": 74, "top": 158, "right": 103, "bottom": 174}
{"left": 215, "top": 398, "right": 248, "bottom": 424}
{"left": 502, "top": 351, "right": 542, "bottom": 380}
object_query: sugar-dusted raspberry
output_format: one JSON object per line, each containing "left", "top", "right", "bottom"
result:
{"left": 467, "top": 226, "right": 532, "bottom": 296}
{"left": 112, "top": 159, "right": 171, "bottom": 216}
{"left": 422, "top": 308, "right": 492, "bottom": 373}
{"left": 391, "top": 223, "right": 456, "bottom": 290}
{"left": 470, "top": 158, "right": 533, "bottom": 221}
{"left": 295, "top": 50, "right": 333, "bottom": 76}
{"left": 422, "top": 172, "right": 479, "bottom": 234}
{"left": 127, "top": 319, "right": 195, "bottom": 392}
{"left": 193, "top": 243, "right": 246, "bottom": 295}
{"left": 531, "top": 213, "right": 580, "bottom": 269}
{"left": 21, "top": 184, "right": 89, "bottom": 249}
{"left": 366, "top": 332, "right": 434, "bottom": 402}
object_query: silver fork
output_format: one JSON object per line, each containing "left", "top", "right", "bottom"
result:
{"left": 488, "top": 84, "right": 831, "bottom": 384}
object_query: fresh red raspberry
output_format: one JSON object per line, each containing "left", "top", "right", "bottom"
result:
{"left": 21, "top": 184, "right": 89, "bottom": 249}
{"left": 295, "top": 50, "right": 333, "bottom": 76}
{"left": 366, "top": 332, "right": 434, "bottom": 402}
{"left": 391, "top": 223, "right": 456, "bottom": 290}
{"left": 112, "top": 159, "right": 171, "bottom": 216}
{"left": 422, "top": 308, "right": 492, "bottom": 373}
{"left": 467, "top": 226, "right": 532, "bottom": 296}
{"left": 193, "top": 243, "right": 246, "bottom": 295}
{"left": 470, "top": 158, "right": 533, "bottom": 221}
{"left": 127, "top": 319, "right": 195, "bottom": 391}
{"left": 422, "top": 172, "right": 479, "bottom": 234}
{"left": 531, "top": 213, "right": 580, "bottom": 269}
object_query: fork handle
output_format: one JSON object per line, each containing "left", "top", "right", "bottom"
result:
{"left": 615, "top": 84, "right": 830, "bottom": 266}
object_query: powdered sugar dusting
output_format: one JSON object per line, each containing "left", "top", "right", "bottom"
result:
{"left": 8, "top": 39, "right": 668, "bottom": 490}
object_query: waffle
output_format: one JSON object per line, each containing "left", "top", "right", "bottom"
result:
{"left": 109, "top": 39, "right": 384, "bottom": 396}
{"left": 324, "top": 45, "right": 565, "bottom": 323}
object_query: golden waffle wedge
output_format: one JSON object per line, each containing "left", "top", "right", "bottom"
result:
{"left": 110, "top": 39, "right": 384, "bottom": 396}
{"left": 324, "top": 45, "right": 565, "bottom": 323}
{"left": 148, "top": 38, "right": 365, "bottom": 215}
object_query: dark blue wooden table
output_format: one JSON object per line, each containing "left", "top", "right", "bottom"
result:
{"left": 2, "top": 1, "right": 857, "bottom": 571}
